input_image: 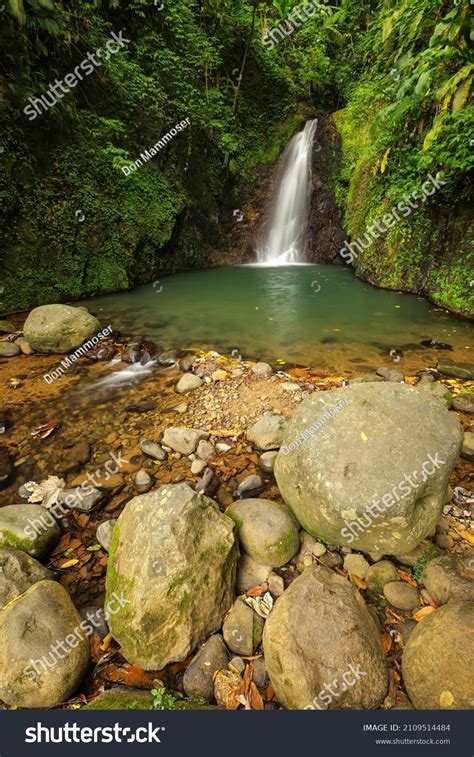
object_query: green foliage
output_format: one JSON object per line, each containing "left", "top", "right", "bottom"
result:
{"left": 413, "top": 544, "right": 439, "bottom": 582}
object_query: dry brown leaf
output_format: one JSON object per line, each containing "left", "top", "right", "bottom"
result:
{"left": 101, "top": 662, "right": 155, "bottom": 689}
{"left": 246, "top": 584, "right": 264, "bottom": 597}
{"left": 351, "top": 575, "right": 367, "bottom": 590}
{"left": 381, "top": 632, "right": 393, "bottom": 654}
{"left": 249, "top": 682, "right": 264, "bottom": 710}
{"left": 398, "top": 570, "right": 417, "bottom": 587}
{"left": 214, "top": 669, "right": 244, "bottom": 710}
{"left": 413, "top": 606, "right": 436, "bottom": 622}
{"left": 59, "top": 559, "right": 79, "bottom": 569}
{"left": 265, "top": 684, "right": 275, "bottom": 701}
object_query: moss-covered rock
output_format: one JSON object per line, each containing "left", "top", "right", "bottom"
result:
{"left": 226, "top": 498, "right": 299, "bottom": 568}
{"left": 0, "top": 505, "right": 60, "bottom": 558}
{"left": 105, "top": 483, "right": 238, "bottom": 670}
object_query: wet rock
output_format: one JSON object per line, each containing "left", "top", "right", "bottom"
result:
{"left": 259, "top": 451, "right": 278, "bottom": 473}
{"left": 236, "top": 554, "right": 272, "bottom": 593}
{"left": 23, "top": 304, "right": 101, "bottom": 354}
{"left": 125, "top": 400, "right": 157, "bottom": 413}
{"left": 0, "top": 342, "right": 20, "bottom": 357}
{"left": 0, "top": 505, "right": 60, "bottom": 557}
{"left": 376, "top": 367, "right": 404, "bottom": 382}
{"left": 134, "top": 469, "right": 153, "bottom": 493}
{"left": 162, "top": 427, "right": 208, "bottom": 455}
{"left": 106, "top": 483, "right": 238, "bottom": 669}
{"left": 417, "top": 381, "right": 452, "bottom": 405}
{"left": 247, "top": 413, "right": 289, "bottom": 451}
{"left": 383, "top": 581, "right": 420, "bottom": 611}
{"left": 461, "top": 431, "right": 474, "bottom": 461}
{"left": 96, "top": 519, "right": 117, "bottom": 552}
{"left": 57, "top": 487, "right": 104, "bottom": 513}
{"left": 252, "top": 657, "right": 269, "bottom": 689}
{"left": 179, "top": 354, "right": 198, "bottom": 372}
{"left": 233, "top": 474, "right": 265, "bottom": 500}
{"left": 140, "top": 439, "right": 167, "bottom": 460}
{"left": 420, "top": 339, "right": 452, "bottom": 350}
{"left": 222, "top": 597, "right": 264, "bottom": 656}
{"left": 15, "top": 337, "right": 34, "bottom": 355}
{"left": 422, "top": 555, "right": 474, "bottom": 605}
{"left": 438, "top": 361, "right": 474, "bottom": 380}
{"left": 176, "top": 373, "right": 203, "bottom": 394}
{"left": 229, "top": 656, "right": 245, "bottom": 675}
{"left": 348, "top": 374, "right": 384, "bottom": 384}
{"left": 275, "top": 383, "right": 463, "bottom": 555}
{"left": 158, "top": 349, "right": 179, "bottom": 366}
{"left": 263, "top": 566, "right": 388, "bottom": 709}
{"left": 452, "top": 392, "right": 474, "bottom": 414}
{"left": 0, "top": 321, "right": 15, "bottom": 334}
{"left": 365, "top": 560, "right": 399, "bottom": 592}
{"left": 226, "top": 498, "right": 299, "bottom": 568}
{"left": 195, "top": 468, "right": 220, "bottom": 497}
{"left": 183, "top": 635, "right": 229, "bottom": 703}
{"left": 79, "top": 605, "right": 109, "bottom": 639}
{"left": 0, "top": 445, "right": 13, "bottom": 484}
{"left": 343, "top": 553, "right": 370, "bottom": 579}
{"left": 251, "top": 362, "right": 273, "bottom": 378}
{"left": 0, "top": 581, "right": 90, "bottom": 707}
{"left": 402, "top": 601, "right": 474, "bottom": 709}
{"left": 0, "top": 413, "right": 6, "bottom": 435}
{"left": 122, "top": 342, "right": 141, "bottom": 364}
{"left": 0, "top": 546, "right": 53, "bottom": 608}
{"left": 196, "top": 440, "right": 215, "bottom": 461}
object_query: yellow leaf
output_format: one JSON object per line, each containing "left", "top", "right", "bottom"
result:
{"left": 413, "top": 606, "right": 436, "bottom": 622}
{"left": 59, "top": 559, "right": 79, "bottom": 569}
{"left": 360, "top": 432, "right": 368, "bottom": 441}
{"left": 380, "top": 147, "right": 391, "bottom": 174}
{"left": 439, "top": 691, "right": 454, "bottom": 708}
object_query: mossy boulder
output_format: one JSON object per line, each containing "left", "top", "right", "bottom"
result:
{"left": 0, "top": 581, "right": 90, "bottom": 708}
{"left": 225, "top": 498, "right": 299, "bottom": 567}
{"left": 82, "top": 687, "right": 218, "bottom": 710}
{"left": 0, "top": 505, "right": 60, "bottom": 558}
{"left": 23, "top": 304, "right": 101, "bottom": 353}
{"left": 105, "top": 483, "right": 238, "bottom": 670}
{"left": 274, "top": 383, "right": 463, "bottom": 554}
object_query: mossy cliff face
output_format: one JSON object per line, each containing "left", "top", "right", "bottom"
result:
{"left": 331, "top": 107, "right": 474, "bottom": 318}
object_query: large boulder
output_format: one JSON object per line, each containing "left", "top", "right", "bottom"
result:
{"left": 274, "top": 384, "right": 462, "bottom": 554}
{"left": 263, "top": 566, "right": 388, "bottom": 709}
{"left": 225, "top": 498, "right": 299, "bottom": 567}
{"left": 23, "top": 304, "right": 101, "bottom": 353}
{"left": 0, "top": 504, "right": 60, "bottom": 558}
{"left": 402, "top": 601, "right": 474, "bottom": 709}
{"left": 105, "top": 483, "right": 238, "bottom": 670}
{"left": 0, "top": 581, "right": 90, "bottom": 707}
{"left": 0, "top": 546, "right": 53, "bottom": 607}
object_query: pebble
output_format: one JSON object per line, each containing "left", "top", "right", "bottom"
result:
{"left": 96, "top": 519, "right": 117, "bottom": 552}
{"left": 174, "top": 402, "right": 188, "bottom": 414}
{"left": 376, "top": 367, "right": 404, "bottom": 382}
{"left": 280, "top": 382, "right": 300, "bottom": 392}
{"left": 196, "top": 440, "right": 215, "bottom": 461}
{"left": 134, "top": 469, "right": 153, "bottom": 492}
{"left": 191, "top": 460, "right": 207, "bottom": 476}
{"left": 139, "top": 439, "right": 167, "bottom": 460}
{"left": 216, "top": 442, "right": 231, "bottom": 453}
{"left": 251, "top": 362, "right": 273, "bottom": 378}
{"left": 343, "top": 553, "right": 370, "bottom": 579}
{"left": 259, "top": 451, "right": 278, "bottom": 472}
{"left": 267, "top": 572, "right": 285, "bottom": 596}
{"left": 211, "top": 370, "right": 228, "bottom": 381}
{"left": 0, "top": 342, "right": 20, "bottom": 357}
{"left": 383, "top": 581, "right": 420, "bottom": 611}
{"left": 176, "top": 373, "right": 203, "bottom": 394}
{"left": 461, "top": 431, "right": 474, "bottom": 461}
{"left": 158, "top": 349, "right": 179, "bottom": 366}
{"left": 15, "top": 337, "right": 34, "bottom": 355}
{"left": 436, "top": 533, "right": 454, "bottom": 550}
{"left": 233, "top": 474, "right": 265, "bottom": 500}
{"left": 179, "top": 354, "right": 197, "bottom": 372}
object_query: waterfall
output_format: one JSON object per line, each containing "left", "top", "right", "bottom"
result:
{"left": 256, "top": 118, "right": 317, "bottom": 265}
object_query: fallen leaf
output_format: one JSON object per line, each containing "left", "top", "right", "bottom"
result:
{"left": 249, "top": 682, "right": 264, "bottom": 710}
{"left": 246, "top": 584, "right": 264, "bottom": 597}
{"left": 360, "top": 431, "right": 368, "bottom": 441}
{"left": 398, "top": 570, "right": 418, "bottom": 587}
{"left": 59, "top": 559, "right": 79, "bottom": 569}
{"left": 351, "top": 575, "right": 367, "bottom": 590}
{"left": 381, "top": 632, "right": 393, "bottom": 654}
{"left": 413, "top": 606, "right": 436, "bottom": 622}
{"left": 214, "top": 669, "right": 245, "bottom": 710}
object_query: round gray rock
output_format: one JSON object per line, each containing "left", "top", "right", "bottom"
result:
{"left": 222, "top": 597, "right": 264, "bottom": 656}
{"left": 383, "top": 581, "right": 420, "bottom": 611}
{"left": 0, "top": 581, "right": 90, "bottom": 707}
{"left": 0, "top": 546, "right": 53, "bottom": 608}
{"left": 422, "top": 555, "right": 474, "bottom": 605}
{"left": 263, "top": 566, "right": 388, "bottom": 709}
{"left": 402, "top": 601, "right": 474, "bottom": 709}
{"left": 274, "top": 383, "right": 463, "bottom": 555}
{"left": 23, "top": 304, "right": 101, "bottom": 353}
{"left": 366, "top": 560, "right": 399, "bottom": 592}
{"left": 247, "top": 413, "right": 288, "bottom": 451}
{"left": 183, "top": 634, "right": 229, "bottom": 703}
{"left": 226, "top": 498, "right": 299, "bottom": 567}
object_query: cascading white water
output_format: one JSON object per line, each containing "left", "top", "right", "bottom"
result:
{"left": 256, "top": 118, "right": 317, "bottom": 265}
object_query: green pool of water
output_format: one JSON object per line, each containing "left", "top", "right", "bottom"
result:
{"left": 83, "top": 265, "right": 473, "bottom": 374}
